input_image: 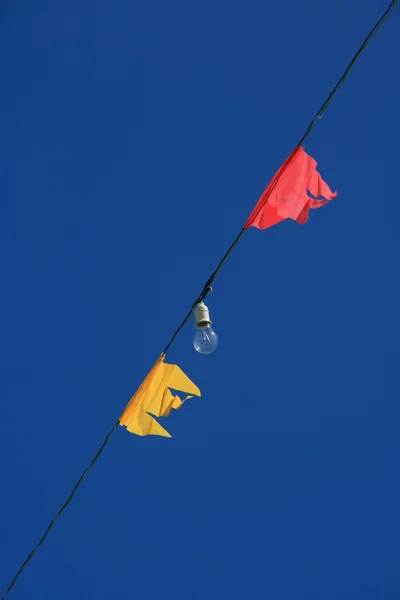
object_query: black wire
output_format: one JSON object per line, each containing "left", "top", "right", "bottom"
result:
{"left": 1, "top": 1, "right": 398, "bottom": 598}
{"left": 1, "top": 422, "right": 119, "bottom": 600}
{"left": 164, "top": 0, "right": 399, "bottom": 355}
{"left": 297, "top": 0, "right": 399, "bottom": 147}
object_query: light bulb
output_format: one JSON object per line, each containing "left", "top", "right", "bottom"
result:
{"left": 193, "top": 324, "right": 218, "bottom": 355}
{"left": 193, "top": 300, "right": 218, "bottom": 354}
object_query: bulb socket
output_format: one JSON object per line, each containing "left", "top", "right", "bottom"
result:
{"left": 194, "top": 302, "right": 212, "bottom": 328}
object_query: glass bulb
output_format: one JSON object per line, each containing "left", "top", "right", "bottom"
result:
{"left": 193, "top": 324, "right": 218, "bottom": 355}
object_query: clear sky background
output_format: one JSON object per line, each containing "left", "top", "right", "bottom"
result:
{"left": 1, "top": 1, "right": 399, "bottom": 598}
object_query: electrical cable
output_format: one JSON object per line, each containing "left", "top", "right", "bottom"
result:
{"left": 1, "top": 2, "right": 398, "bottom": 597}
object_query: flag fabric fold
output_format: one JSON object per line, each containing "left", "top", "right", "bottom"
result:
{"left": 119, "top": 355, "right": 201, "bottom": 438}
{"left": 244, "top": 147, "right": 337, "bottom": 230}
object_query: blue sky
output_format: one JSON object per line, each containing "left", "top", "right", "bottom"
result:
{"left": 1, "top": 1, "right": 399, "bottom": 598}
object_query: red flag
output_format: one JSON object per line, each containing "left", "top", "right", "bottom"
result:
{"left": 244, "top": 147, "right": 337, "bottom": 230}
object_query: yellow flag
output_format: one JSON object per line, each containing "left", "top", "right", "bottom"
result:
{"left": 119, "top": 355, "right": 201, "bottom": 438}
